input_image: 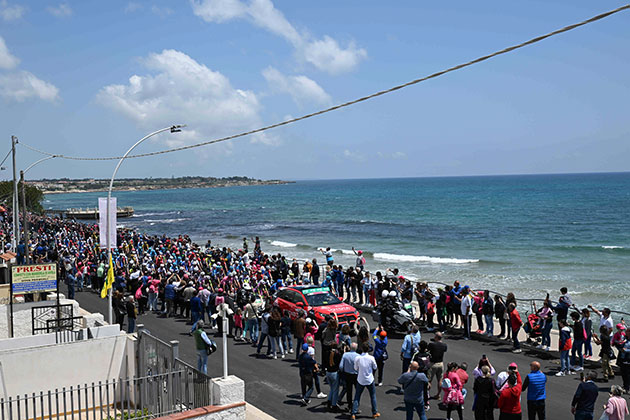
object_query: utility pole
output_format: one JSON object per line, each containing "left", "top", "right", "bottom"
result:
{"left": 11, "top": 136, "right": 19, "bottom": 248}
{"left": 20, "top": 170, "right": 29, "bottom": 264}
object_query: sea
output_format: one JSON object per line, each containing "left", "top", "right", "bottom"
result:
{"left": 44, "top": 173, "right": 630, "bottom": 313}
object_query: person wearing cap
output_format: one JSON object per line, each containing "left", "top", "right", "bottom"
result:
{"left": 352, "top": 247, "right": 365, "bottom": 270}
{"left": 522, "top": 361, "right": 546, "bottom": 420}
{"left": 297, "top": 342, "right": 317, "bottom": 405}
{"left": 373, "top": 325, "right": 388, "bottom": 386}
{"left": 498, "top": 371, "right": 522, "bottom": 420}
{"left": 612, "top": 323, "right": 627, "bottom": 353}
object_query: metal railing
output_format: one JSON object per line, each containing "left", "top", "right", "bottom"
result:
{"left": 420, "top": 280, "right": 630, "bottom": 318}
{"left": 0, "top": 368, "right": 212, "bottom": 420}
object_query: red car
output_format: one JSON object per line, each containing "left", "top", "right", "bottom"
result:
{"left": 275, "top": 285, "right": 360, "bottom": 328}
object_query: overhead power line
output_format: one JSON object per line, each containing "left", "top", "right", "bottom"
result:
{"left": 19, "top": 4, "right": 630, "bottom": 162}
{"left": 0, "top": 148, "right": 12, "bottom": 168}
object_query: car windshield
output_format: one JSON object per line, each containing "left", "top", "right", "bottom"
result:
{"left": 302, "top": 288, "right": 342, "bottom": 306}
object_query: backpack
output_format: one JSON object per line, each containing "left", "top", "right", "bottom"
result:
{"left": 407, "top": 334, "right": 419, "bottom": 355}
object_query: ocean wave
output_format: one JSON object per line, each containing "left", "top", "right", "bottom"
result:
{"left": 373, "top": 252, "right": 479, "bottom": 264}
{"left": 144, "top": 218, "right": 190, "bottom": 223}
{"left": 269, "top": 240, "right": 297, "bottom": 248}
{"left": 253, "top": 223, "right": 275, "bottom": 231}
{"left": 134, "top": 211, "right": 180, "bottom": 217}
{"left": 602, "top": 245, "right": 624, "bottom": 249}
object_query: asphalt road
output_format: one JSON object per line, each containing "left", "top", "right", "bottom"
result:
{"left": 75, "top": 289, "right": 626, "bottom": 420}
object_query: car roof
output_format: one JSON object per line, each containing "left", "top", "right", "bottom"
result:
{"left": 287, "top": 285, "right": 329, "bottom": 292}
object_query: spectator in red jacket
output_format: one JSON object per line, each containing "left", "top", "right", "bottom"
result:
{"left": 498, "top": 371, "right": 522, "bottom": 420}
{"left": 509, "top": 303, "right": 523, "bottom": 354}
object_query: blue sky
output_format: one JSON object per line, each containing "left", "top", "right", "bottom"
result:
{"left": 0, "top": 0, "right": 628, "bottom": 180}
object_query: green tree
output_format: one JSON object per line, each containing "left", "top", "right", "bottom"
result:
{"left": 0, "top": 181, "right": 45, "bottom": 213}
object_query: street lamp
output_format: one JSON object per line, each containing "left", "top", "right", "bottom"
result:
{"left": 21, "top": 155, "right": 59, "bottom": 263}
{"left": 105, "top": 125, "right": 185, "bottom": 324}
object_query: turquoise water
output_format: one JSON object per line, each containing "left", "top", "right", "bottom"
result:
{"left": 45, "top": 173, "right": 630, "bottom": 311}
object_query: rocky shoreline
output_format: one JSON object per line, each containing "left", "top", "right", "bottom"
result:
{"left": 33, "top": 176, "right": 294, "bottom": 194}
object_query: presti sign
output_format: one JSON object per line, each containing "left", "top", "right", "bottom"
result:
{"left": 11, "top": 264, "right": 57, "bottom": 295}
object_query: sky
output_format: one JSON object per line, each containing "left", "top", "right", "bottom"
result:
{"left": 0, "top": 0, "right": 628, "bottom": 180}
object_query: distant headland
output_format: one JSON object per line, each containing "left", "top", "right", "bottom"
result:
{"left": 33, "top": 176, "right": 294, "bottom": 194}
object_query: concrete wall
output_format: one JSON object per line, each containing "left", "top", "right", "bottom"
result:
{"left": 155, "top": 403, "right": 246, "bottom": 420}
{"left": 0, "top": 330, "right": 131, "bottom": 399}
{"left": 0, "top": 297, "right": 81, "bottom": 338}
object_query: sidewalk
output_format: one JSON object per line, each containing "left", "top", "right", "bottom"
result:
{"left": 246, "top": 403, "right": 277, "bottom": 420}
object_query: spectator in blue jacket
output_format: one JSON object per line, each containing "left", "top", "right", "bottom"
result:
{"left": 373, "top": 325, "right": 388, "bottom": 386}
{"left": 401, "top": 325, "right": 421, "bottom": 373}
{"left": 189, "top": 290, "right": 203, "bottom": 333}
{"left": 163, "top": 280, "right": 176, "bottom": 317}
{"left": 571, "top": 371, "right": 599, "bottom": 420}
{"left": 522, "top": 361, "right": 546, "bottom": 420}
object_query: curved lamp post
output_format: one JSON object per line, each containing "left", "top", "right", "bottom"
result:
{"left": 105, "top": 125, "right": 185, "bottom": 324}
{"left": 21, "top": 155, "right": 59, "bottom": 263}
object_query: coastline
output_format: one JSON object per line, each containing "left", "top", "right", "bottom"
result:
{"left": 39, "top": 179, "right": 294, "bottom": 194}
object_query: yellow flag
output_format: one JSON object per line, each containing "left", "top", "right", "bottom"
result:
{"left": 101, "top": 254, "right": 115, "bottom": 298}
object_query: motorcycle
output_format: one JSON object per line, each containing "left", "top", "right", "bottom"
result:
{"left": 373, "top": 296, "right": 415, "bottom": 334}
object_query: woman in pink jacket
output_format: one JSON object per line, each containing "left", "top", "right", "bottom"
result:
{"left": 604, "top": 385, "right": 629, "bottom": 420}
{"left": 442, "top": 362, "right": 464, "bottom": 420}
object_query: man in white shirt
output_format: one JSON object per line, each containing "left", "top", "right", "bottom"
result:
{"left": 351, "top": 344, "right": 380, "bottom": 419}
{"left": 460, "top": 287, "right": 473, "bottom": 340}
{"left": 588, "top": 305, "right": 614, "bottom": 334}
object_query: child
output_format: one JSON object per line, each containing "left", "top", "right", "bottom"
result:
{"left": 233, "top": 308, "right": 243, "bottom": 341}
{"left": 556, "top": 319, "right": 573, "bottom": 376}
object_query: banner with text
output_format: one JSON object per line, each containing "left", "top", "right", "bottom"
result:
{"left": 98, "top": 197, "right": 117, "bottom": 249}
{"left": 11, "top": 264, "right": 57, "bottom": 295}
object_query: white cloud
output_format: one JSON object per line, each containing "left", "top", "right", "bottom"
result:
{"left": 343, "top": 149, "right": 365, "bottom": 162}
{"left": 0, "top": 37, "right": 19, "bottom": 69}
{"left": 191, "top": 0, "right": 366, "bottom": 74}
{"left": 303, "top": 36, "right": 367, "bottom": 75}
{"left": 47, "top": 3, "right": 72, "bottom": 18}
{"left": 0, "top": 36, "right": 59, "bottom": 102}
{"left": 124, "top": 2, "right": 142, "bottom": 13}
{"left": 377, "top": 151, "right": 407, "bottom": 160}
{"left": 0, "top": 0, "right": 26, "bottom": 21}
{"left": 262, "top": 66, "right": 330, "bottom": 106}
{"left": 0, "top": 70, "right": 59, "bottom": 102}
{"left": 97, "top": 49, "right": 274, "bottom": 147}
